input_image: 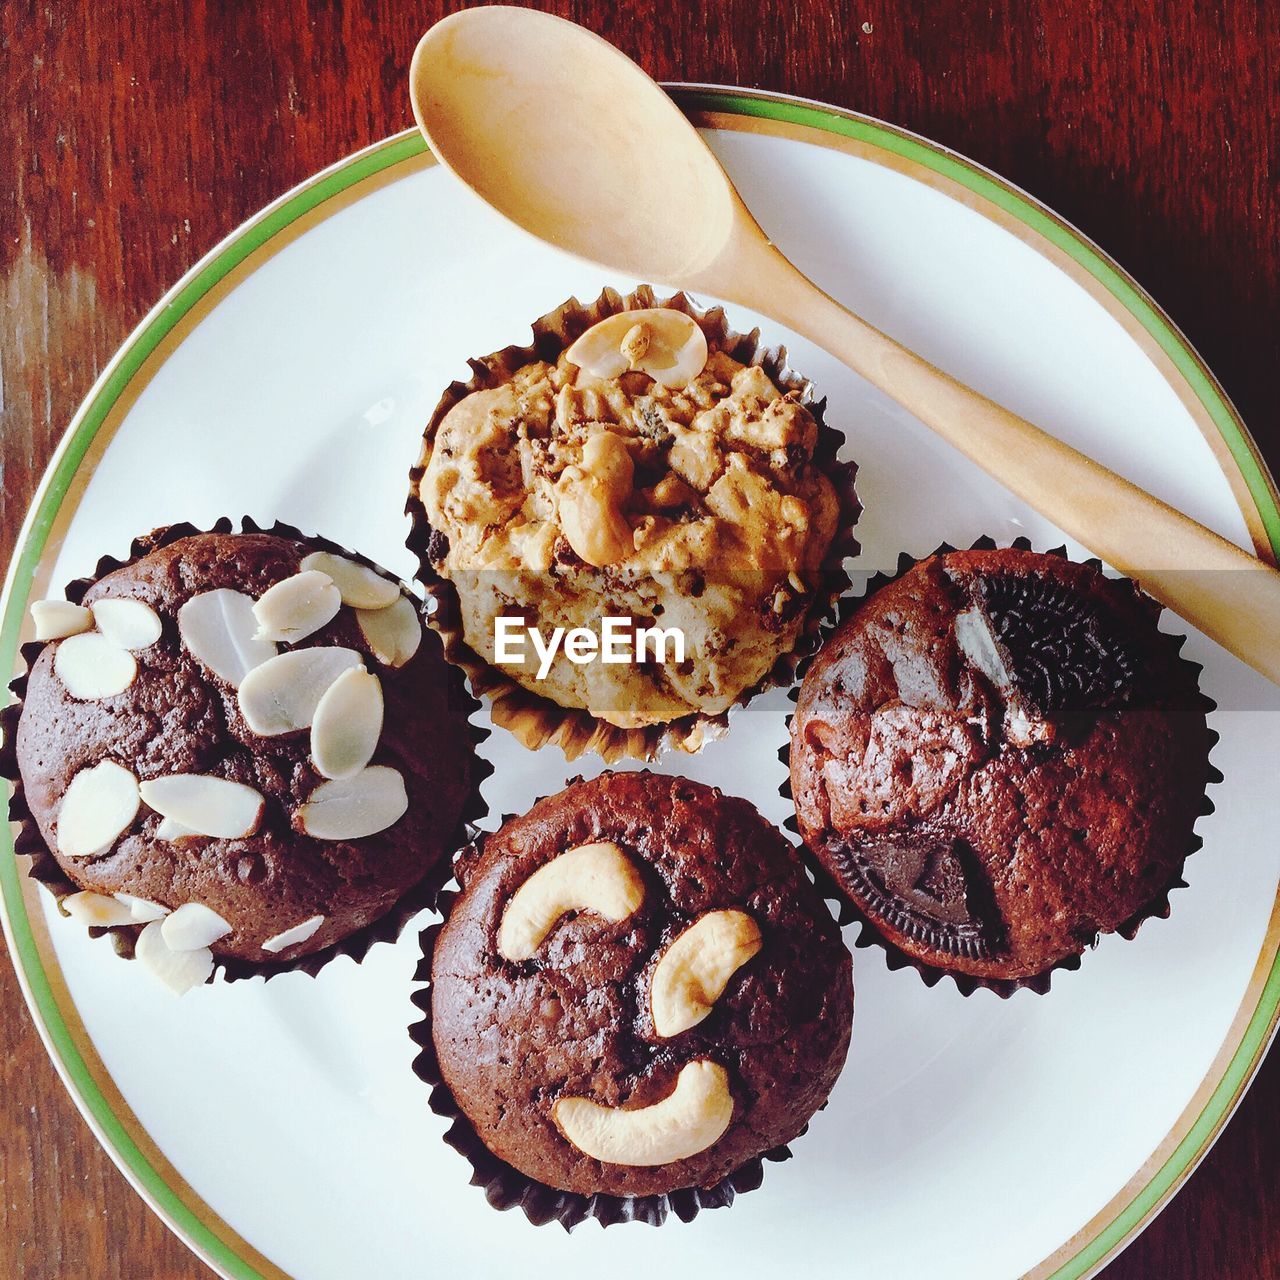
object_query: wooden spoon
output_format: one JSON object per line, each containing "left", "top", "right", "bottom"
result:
{"left": 410, "top": 6, "right": 1280, "bottom": 685}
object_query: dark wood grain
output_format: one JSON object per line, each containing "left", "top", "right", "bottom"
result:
{"left": 1, "top": 2, "right": 1277, "bottom": 1276}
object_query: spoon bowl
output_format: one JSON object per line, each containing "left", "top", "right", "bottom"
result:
{"left": 410, "top": 8, "right": 740, "bottom": 282}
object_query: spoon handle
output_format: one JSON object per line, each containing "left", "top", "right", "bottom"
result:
{"left": 741, "top": 256, "right": 1280, "bottom": 684}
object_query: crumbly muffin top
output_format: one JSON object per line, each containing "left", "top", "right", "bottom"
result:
{"left": 431, "top": 771, "right": 853, "bottom": 1198}
{"left": 16, "top": 531, "right": 476, "bottom": 977}
{"left": 790, "top": 549, "right": 1212, "bottom": 983}
{"left": 419, "top": 326, "right": 843, "bottom": 728}
{"left": 424, "top": 351, "right": 837, "bottom": 578}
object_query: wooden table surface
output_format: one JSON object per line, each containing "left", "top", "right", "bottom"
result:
{"left": 2, "top": 1, "right": 1277, "bottom": 1276}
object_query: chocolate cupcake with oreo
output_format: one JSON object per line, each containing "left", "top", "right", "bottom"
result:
{"left": 4, "top": 520, "right": 484, "bottom": 993}
{"left": 789, "top": 544, "right": 1215, "bottom": 994}
{"left": 413, "top": 770, "right": 853, "bottom": 1226}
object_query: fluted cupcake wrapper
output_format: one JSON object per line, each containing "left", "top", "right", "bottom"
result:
{"left": 1, "top": 516, "right": 492, "bottom": 984}
{"left": 406, "top": 862, "right": 798, "bottom": 1231}
{"left": 406, "top": 284, "right": 861, "bottom": 763}
{"left": 778, "top": 535, "right": 1222, "bottom": 998}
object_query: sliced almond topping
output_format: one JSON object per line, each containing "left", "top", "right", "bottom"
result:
{"left": 92, "top": 598, "right": 162, "bottom": 650}
{"left": 237, "top": 646, "right": 362, "bottom": 736}
{"left": 565, "top": 308, "right": 709, "bottom": 388}
{"left": 161, "top": 902, "right": 233, "bottom": 951}
{"left": 139, "top": 774, "right": 264, "bottom": 839}
{"left": 300, "top": 552, "right": 400, "bottom": 609}
{"left": 54, "top": 633, "right": 137, "bottom": 699}
{"left": 58, "top": 761, "right": 140, "bottom": 858}
{"left": 310, "top": 667, "right": 383, "bottom": 780}
{"left": 178, "top": 589, "right": 278, "bottom": 687}
{"left": 155, "top": 815, "right": 199, "bottom": 841}
{"left": 297, "top": 766, "right": 407, "bottom": 840}
{"left": 252, "top": 570, "right": 342, "bottom": 643}
{"left": 63, "top": 890, "right": 136, "bottom": 928}
{"left": 261, "top": 914, "right": 325, "bottom": 954}
{"left": 135, "top": 920, "right": 213, "bottom": 995}
{"left": 114, "top": 892, "right": 169, "bottom": 923}
{"left": 955, "top": 607, "right": 1011, "bottom": 689}
{"left": 31, "top": 600, "right": 93, "bottom": 641}
{"left": 356, "top": 596, "right": 421, "bottom": 668}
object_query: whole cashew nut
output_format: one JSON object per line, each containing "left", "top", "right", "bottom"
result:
{"left": 650, "top": 909, "right": 762, "bottom": 1037}
{"left": 557, "top": 431, "right": 635, "bottom": 567}
{"left": 497, "top": 841, "right": 645, "bottom": 961}
{"left": 553, "top": 1059, "right": 733, "bottom": 1166}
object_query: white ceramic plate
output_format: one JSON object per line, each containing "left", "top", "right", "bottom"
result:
{"left": 3, "top": 88, "right": 1279, "bottom": 1280}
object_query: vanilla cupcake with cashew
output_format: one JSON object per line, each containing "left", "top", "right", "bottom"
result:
{"left": 9, "top": 522, "right": 480, "bottom": 992}
{"left": 408, "top": 287, "right": 859, "bottom": 760}
{"left": 423, "top": 771, "right": 853, "bottom": 1218}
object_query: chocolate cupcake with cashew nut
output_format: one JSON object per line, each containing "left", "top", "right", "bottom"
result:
{"left": 414, "top": 771, "right": 853, "bottom": 1226}
{"left": 407, "top": 286, "right": 860, "bottom": 761}
{"left": 4, "top": 520, "right": 483, "bottom": 993}
{"left": 789, "top": 544, "right": 1216, "bottom": 994}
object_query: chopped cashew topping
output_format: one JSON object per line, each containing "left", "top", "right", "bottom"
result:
{"left": 556, "top": 431, "right": 635, "bottom": 567}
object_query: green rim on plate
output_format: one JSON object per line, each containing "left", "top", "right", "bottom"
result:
{"left": 1, "top": 88, "right": 1276, "bottom": 1280}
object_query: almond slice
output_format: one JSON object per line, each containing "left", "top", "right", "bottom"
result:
{"left": 161, "top": 902, "right": 233, "bottom": 951}
{"left": 63, "top": 890, "right": 137, "bottom": 928}
{"left": 139, "top": 774, "right": 264, "bottom": 839}
{"left": 261, "top": 914, "right": 325, "bottom": 954}
{"left": 179, "top": 589, "right": 278, "bottom": 686}
{"left": 252, "top": 570, "right": 342, "bottom": 643}
{"left": 300, "top": 552, "right": 400, "bottom": 609}
{"left": 114, "top": 892, "right": 169, "bottom": 923}
{"left": 58, "top": 761, "right": 140, "bottom": 857}
{"left": 135, "top": 920, "right": 213, "bottom": 995}
{"left": 565, "top": 308, "right": 708, "bottom": 388}
{"left": 356, "top": 596, "right": 421, "bottom": 668}
{"left": 297, "top": 766, "right": 408, "bottom": 840}
{"left": 237, "top": 646, "right": 362, "bottom": 736}
{"left": 93, "top": 598, "right": 162, "bottom": 650}
{"left": 310, "top": 667, "right": 383, "bottom": 779}
{"left": 54, "top": 632, "right": 137, "bottom": 699}
{"left": 155, "top": 815, "right": 198, "bottom": 841}
{"left": 31, "top": 600, "right": 93, "bottom": 641}
{"left": 955, "top": 607, "right": 1011, "bottom": 689}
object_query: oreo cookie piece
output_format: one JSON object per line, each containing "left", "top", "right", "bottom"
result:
{"left": 960, "top": 573, "right": 1137, "bottom": 716}
{"left": 825, "top": 830, "right": 1003, "bottom": 961}
{"left": 789, "top": 546, "right": 1213, "bottom": 988}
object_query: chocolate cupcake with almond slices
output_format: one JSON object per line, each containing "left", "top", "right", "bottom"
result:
{"left": 789, "top": 544, "right": 1216, "bottom": 994}
{"left": 3, "top": 520, "right": 484, "bottom": 992}
{"left": 407, "top": 285, "right": 860, "bottom": 762}
{"left": 412, "top": 771, "right": 853, "bottom": 1227}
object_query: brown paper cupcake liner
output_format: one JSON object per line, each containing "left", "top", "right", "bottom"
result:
{"left": 406, "top": 872, "right": 798, "bottom": 1230}
{"left": 1, "top": 516, "right": 492, "bottom": 984}
{"left": 406, "top": 284, "right": 861, "bottom": 763}
{"left": 778, "top": 535, "right": 1221, "bottom": 998}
